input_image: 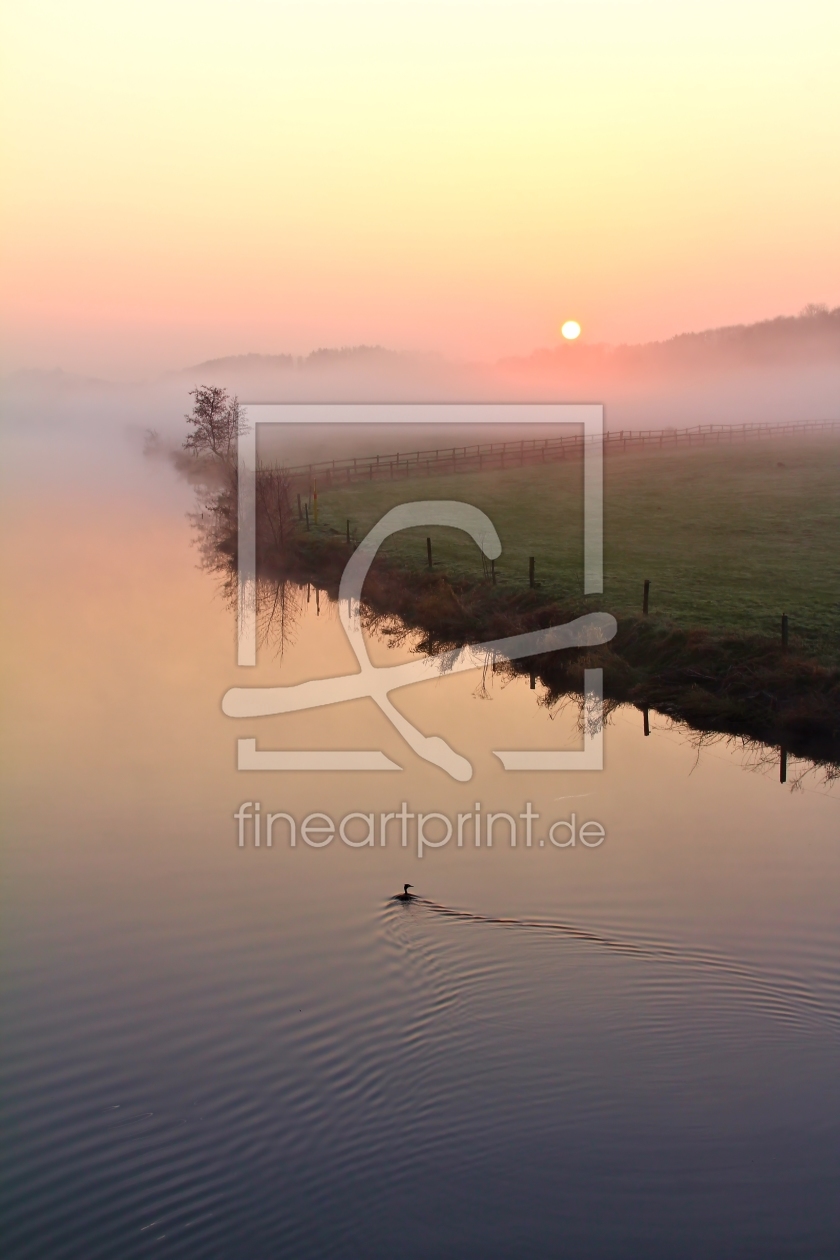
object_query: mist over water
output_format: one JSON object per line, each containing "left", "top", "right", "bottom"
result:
{"left": 5, "top": 308, "right": 840, "bottom": 474}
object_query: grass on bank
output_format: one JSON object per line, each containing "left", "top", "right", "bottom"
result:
{"left": 309, "top": 433, "right": 840, "bottom": 663}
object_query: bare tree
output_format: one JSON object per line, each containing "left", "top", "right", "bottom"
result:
{"left": 183, "top": 385, "right": 248, "bottom": 466}
{"left": 184, "top": 384, "right": 302, "bottom": 662}
{"left": 256, "top": 465, "right": 295, "bottom": 559}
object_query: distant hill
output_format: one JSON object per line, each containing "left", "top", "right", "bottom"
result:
{"left": 172, "top": 345, "right": 459, "bottom": 402}
{"left": 184, "top": 346, "right": 400, "bottom": 374}
{"left": 656, "top": 304, "right": 840, "bottom": 361}
{"left": 4, "top": 307, "right": 839, "bottom": 431}
{"left": 497, "top": 305, "right": 840, "bottom": 383}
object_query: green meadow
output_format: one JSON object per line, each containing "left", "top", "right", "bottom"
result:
{"left": 312, "top": 434, "right": 840, "bottom": 662}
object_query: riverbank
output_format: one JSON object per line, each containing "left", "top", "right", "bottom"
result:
{"left": 194, "top": 427, "right": 840, "bottom": 767}
{"left": 253, "top": 529, "right": 840, "bottom": 769}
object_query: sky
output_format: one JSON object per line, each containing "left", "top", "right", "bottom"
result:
{"left": 2, "top": 0, "right": 839, "bottom": 378}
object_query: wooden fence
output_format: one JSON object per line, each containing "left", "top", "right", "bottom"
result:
{"left": 284, "top": 418, "right": 840, "bottom": 490}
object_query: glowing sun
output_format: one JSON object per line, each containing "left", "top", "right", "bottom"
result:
{"left": 561, "top": 320, "right": 581, "bottom": 340}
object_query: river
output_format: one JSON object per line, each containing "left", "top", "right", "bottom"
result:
{"left": 2, "top": 424, "right": 839, "bottom": 1258}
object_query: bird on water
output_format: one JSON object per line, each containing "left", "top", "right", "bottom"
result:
{"left": 396, "top": 884, "right": 415, "bottom": 900}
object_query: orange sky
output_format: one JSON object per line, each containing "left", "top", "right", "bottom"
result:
{"left": 2, "top": 1, "right": 839, "bottom": 378}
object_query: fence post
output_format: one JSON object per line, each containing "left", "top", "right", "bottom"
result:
{"left": 427, "top": 537, "right": 433, "bottom": 569}
{"left": 643, "top": 707, "right": 650, "bottom": 737}
{"left": 643, "top": 579, "right": 650, "bottom": 615}
{"left": 491, "top": 558, "right": 496, "bottom": 586}
{"left": 529, "top": 556, "right": 535, "bottom": 588}
{"left": 304, "top": 503, "right": 310, "bottom": 531}
{"left": 346, "top": 519, "right": 351, "bottom": 545}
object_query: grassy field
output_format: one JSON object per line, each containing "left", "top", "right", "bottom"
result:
{"left": 312, "top": 433, "right": 840, "bottom": 662}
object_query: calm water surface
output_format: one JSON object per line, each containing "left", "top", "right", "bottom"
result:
{"left": 2, "top": 440, "right": 839, "bottom": 1258}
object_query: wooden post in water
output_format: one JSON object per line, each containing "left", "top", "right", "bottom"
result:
{"left": 491, "top": 558, "right": 496, "bottom": 586}
{"left": 529, "top": 669, "right": 536, "bottom": 690}
{"left": 643, "top": 579, "right": 650, "bottom": 615}
{"left": 346, "top": 519, "right": 351, "bottom": 545}
{"left": 781, "top": 613, "right": 789, "bottom": 651}
{"left": 529, "top": 556, "right": 535, "bottom": 588}
{"left": 304, "top": 503, "right": 310, "bottom": 531}
{"left": 780, "top": 747, "right": 787, "bottom": 783}
{"left": 643, "top": 707, "right": 650, "bottom": 737}
{"left": 427, "top": 537, "right": 433, "bottom": 569}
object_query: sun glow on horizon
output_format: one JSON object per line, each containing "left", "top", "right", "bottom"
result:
{"left": 2, "top": 1, "right": 839, "bottom": 375}
{"left": 561, "top": 321, "right": 582, "bottom": 341}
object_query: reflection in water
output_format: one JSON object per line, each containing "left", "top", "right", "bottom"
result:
{"left": 3, "top": 459, "right": 840, "bottom": 1259}
{"left": 188, "top": 440, "right": 840, "bottom": 780}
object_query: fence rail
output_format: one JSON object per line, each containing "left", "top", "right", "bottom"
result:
{"left": 281, "top": 418, "right": 840, "bottom": 489}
